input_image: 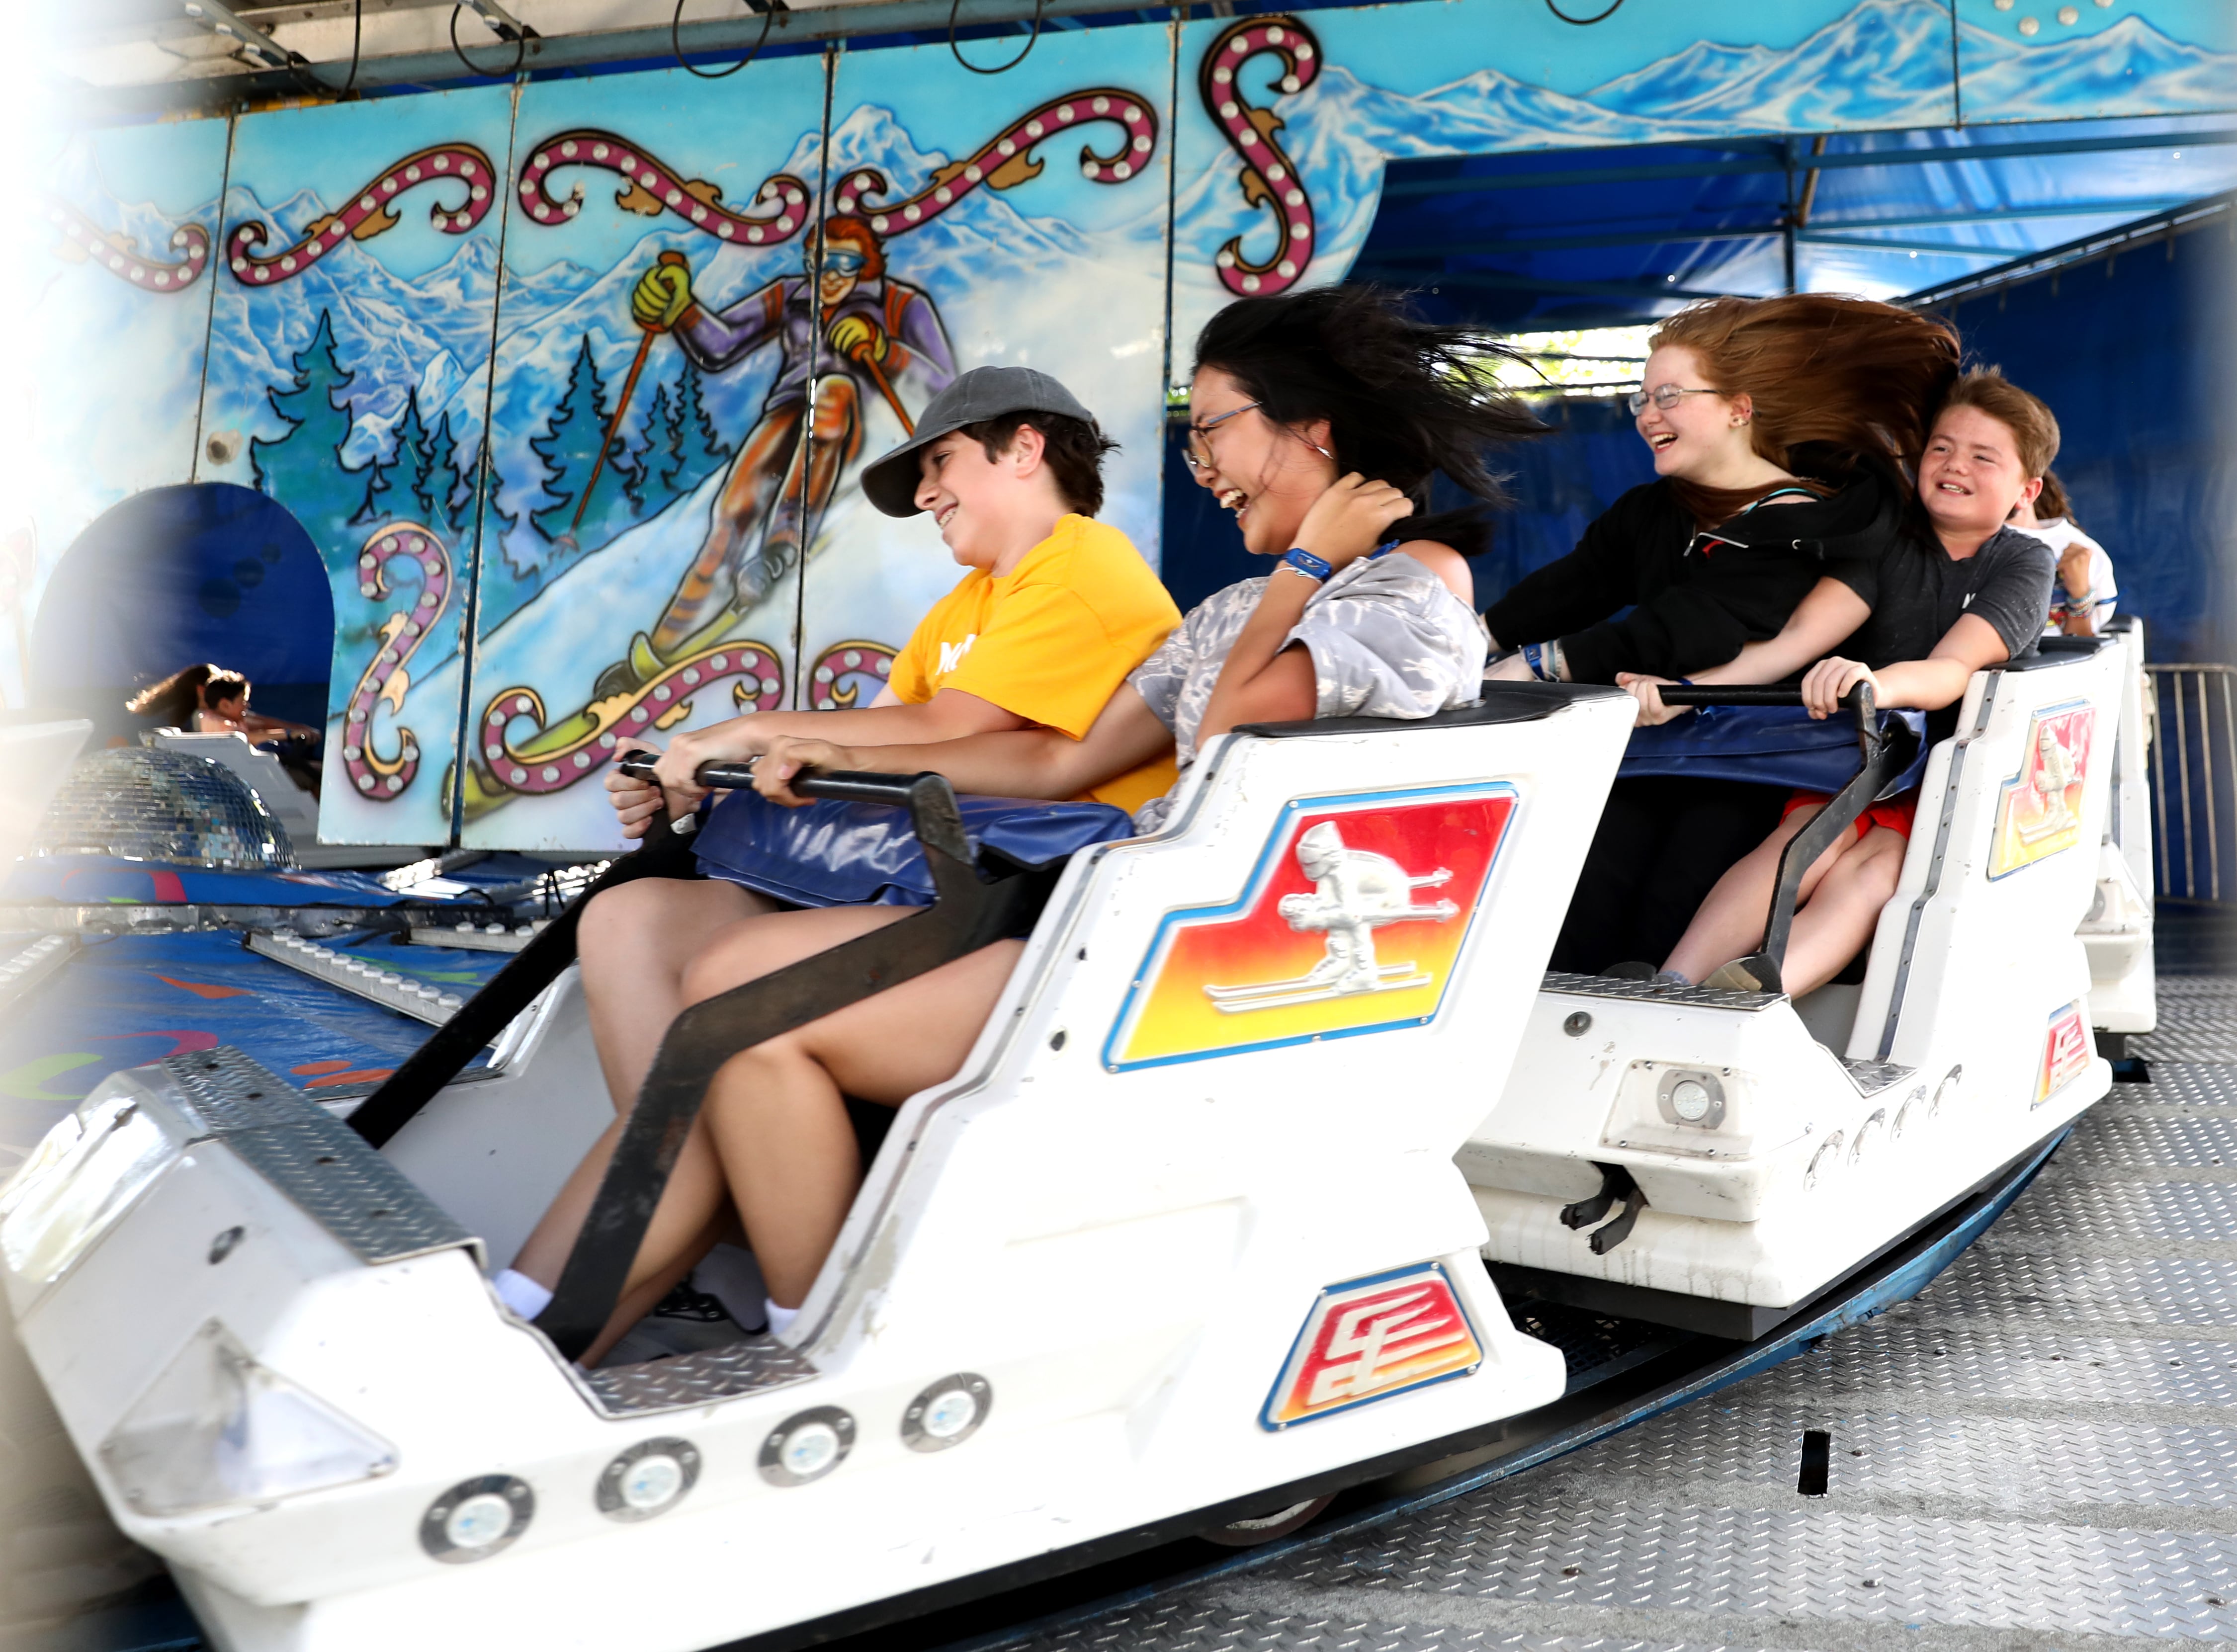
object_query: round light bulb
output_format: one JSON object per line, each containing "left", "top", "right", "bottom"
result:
{"left": 922, "top": 1389, "right": 979, "bottom": 1440}
{"left": 444, "top": 1492, "right": 513, "bottom": 1549}
{"left": 620, "top": 1454, "right": 684, "bottom": 1510}
{"left": 781, "top": 1421, "right": 840, "bottom": 1478}
{"left": 1670, "top": 1079, "right": 1712, "bottom": 1122}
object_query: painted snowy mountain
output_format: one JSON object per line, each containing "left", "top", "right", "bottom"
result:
{"left": 1956, "top": 11, "right": 2237, "bottom": 119}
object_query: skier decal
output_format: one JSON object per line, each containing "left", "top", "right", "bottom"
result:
{"left": 516, "top": 131, "right": 812, "bottom": 248}
{"left": 462, "top": 92, "right": 1161, "bottom": 817}
{"left": 226, "top": 144, "right": 498, "bottom": 286}
{"left": 1107, "top": 786, "right": 1515, "bottom": 1072}
{"left": 1201, "top": 17, "right": 1321, "bottom": 298}
{"left": 339, "top": 522, "right": 451, "bottom": 801}
{"left": 1205, "top": 821, "right": 1460, "bottom": 1013}
{"left": 1988, "top": 700, "right": 2095, "bottom": 879}
{"left": 42, "top": 193, "right": 210, "bottom": 292}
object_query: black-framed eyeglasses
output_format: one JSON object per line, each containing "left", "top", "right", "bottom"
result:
{"left": 1627, "top": 384, "right": 1723, "bottom": 415}
{"left": 1182, "top": 401, "right": 1263, "bottom": 474}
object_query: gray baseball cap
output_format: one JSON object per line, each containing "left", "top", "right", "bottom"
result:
{"left": 860, "top": 365, "right": 1099, "bottom": 518}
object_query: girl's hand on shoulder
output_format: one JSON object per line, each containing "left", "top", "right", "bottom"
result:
{"left": 1294, "top": 473, "right": 1413, "bottom": 571}
{"left": 1617, "top": 672, "right": 1690, "bottom": 727}
{"left": 1800, "top": 656, "right": 1877, "bottom": 720}
{"left": 754, "top": 736, "right": 853, "bottom": 807}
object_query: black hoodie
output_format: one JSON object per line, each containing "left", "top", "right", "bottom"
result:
{"left": 1481, "top": 469, "right": 1908, "bottom": 685}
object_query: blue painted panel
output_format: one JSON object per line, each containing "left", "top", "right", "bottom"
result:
{"left": 1957, "top": 0, "right": 2237, "bottom": 124}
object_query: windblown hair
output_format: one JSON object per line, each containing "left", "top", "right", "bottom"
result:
{"left": 2033, "top": 470, "right": 2078, "bottom": 528}
{"left": 127, "top": 664, "right": 249, "bottom": 727}
{"left": 1192, "top": 285, "right": 1542, "bottom": 556}
{"left": 1938, "top": 366, "right": 2061, "bottom": 478}
{"left": 1648, "top": 294, "right": 1961, "bottom": 524}
{"left": 816, "top": 214, "right": 887, "bottom": 282}
{"left": 958, "top": 410, "right": 1120, "bottom": 517}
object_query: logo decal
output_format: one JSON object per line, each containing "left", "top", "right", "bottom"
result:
{"left": 1104, "top": 785, "right": 1514, "bottom": 1071}
{"left": 1262, "top": 1262, "right": 1483, "bottom": 1430}
{"left": 1989, "top": 701, "right": 2095, "bottom": 879}
{"left": 2036, "top": 999, "right": 2091, "bottom": 1105}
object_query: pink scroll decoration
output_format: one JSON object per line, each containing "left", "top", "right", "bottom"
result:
{"left": 341, "top": 522, "right": 452, "bottom": 801}
{"left": 41, "top": 193, "right": 210, "bottom": 292}
{"left": 830, "top": 90, "right": 1159, "bottom": 236}
{"left": 517, "top": 130, "right": 811, "bottom": 249}
{"left": 477, "top": 640, "right": 786, "bottom": 797}
{"left": 228, "top": 145, "right": 497, "bottom": 288}
{"left": 806, "top": 641, "right": 896, "bottom": 711}
{"left": 1200, "top": 17, "right": 1321, "bottom": 297}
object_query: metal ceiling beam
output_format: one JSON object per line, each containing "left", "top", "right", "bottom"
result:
{"left": 1903, "top": 191, "right": 2235, "bottom": 309}
{"left": 1377, "top": 126, "right": 2237, "bottom": 202}
{"left": 1348, "top": 266, "right": 1744, "bottom": 305}
{"left": 1368, "top": 199, "right": 2195, "bottom": 261}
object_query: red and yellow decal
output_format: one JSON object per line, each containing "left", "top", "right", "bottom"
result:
{"left": 2036, "top": 998, "right": 2092, "bottom": 1105}
{"left": 1989, "top": 700, "right": 2095, "bottom": 880}
{"left": 1103, "top": 785, "right": 1514, "bottom": 1072}
{"left": 1262, "top": 1262, "right": 1483, "bottom": 1429}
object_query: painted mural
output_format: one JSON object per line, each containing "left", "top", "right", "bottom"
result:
{"left": 19, "top": 121, "right": 227, "bottom": 707}
{"left": 1168, "top": 0, "right": 2237, "bottom": 365}
{"left": 16, "top": 0, "right": 2231, "bottom": 849}
{"left": 193, "top": 86, "right": 516, "bottom": 844}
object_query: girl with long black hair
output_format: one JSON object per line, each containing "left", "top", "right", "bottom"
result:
{"left": 495, "top": 285, "right": 1542, "bottom": 1363}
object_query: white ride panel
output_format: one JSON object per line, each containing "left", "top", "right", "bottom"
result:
{"left": 2, "top": 688, "right": 1634, "bottom": 1652}
{"left": 1464, "top": 644, "right": 2129, "bottom": 1313}
{"left": 2078, "top": 619, "right": 2155, "bottom": 1037}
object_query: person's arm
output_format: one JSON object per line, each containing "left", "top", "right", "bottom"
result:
{"left": 1198, "top": 475, "right": 1414, "bottom": 739}
{"left": 1619, "top": 577, "right": 1871, "bottom": 724}
{"left": 894, "top": 286, "right": 958, "bottom": 394}
{"left": 1797, "top": 611, "right": 2012, "bottom": 719}
{"left": 2058, "top": 539, "right": 2113, "bottom": 636}
{"left": 752, "top": 685, "right": 1175, "bottom": 806}
{"left": 648, "top": 692, "right": 1030, "bottom": 808}
{"left": 671, "top": 278, "right": 787, "bottom": 373}
{"left": 1480, "top": 487, "right": 1647, "bottom": 650}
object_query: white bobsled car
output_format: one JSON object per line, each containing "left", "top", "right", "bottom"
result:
{"left": 0, "top": 634, "right": 2140, "bottom": 1652}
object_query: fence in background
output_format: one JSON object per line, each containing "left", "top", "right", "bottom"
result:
{"left": 2151, "top": 664, "right": 2237, "bottom": 905}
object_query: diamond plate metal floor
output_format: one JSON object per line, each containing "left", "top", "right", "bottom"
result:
{"left": 1003, "top": 985, "right": 2237, "bottom": 1652}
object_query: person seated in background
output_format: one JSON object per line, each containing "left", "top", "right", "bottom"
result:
{"left": 2014, "top": 471, "right": 2116, "bottom": 637}
{"left": 1486, "top": 294, "right": 1959, "bottom": 976}
{"left": 128, "top": 664, "right": 322, "bottom": 789}
{"left": 1637, "top": 370, "right": 2059, "bottom": 996}
{"left": 509, "top": 284, "right": 1525, "bottom": 1364}
{"left": 495, "top": 366, "right": 1180, "bottom": 1336}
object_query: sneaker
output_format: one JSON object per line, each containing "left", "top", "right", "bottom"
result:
{"left": 599, "top": 1284, "right": 758, "bottom": 1366}
{"left": 1598, "top": 960, "right": 1658, "bottom": 981}
{"left": 1702, "top": 955, "right": 1781, "bottom": 993}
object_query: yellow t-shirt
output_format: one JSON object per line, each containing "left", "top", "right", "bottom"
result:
{"left": 888, "top": 514, "right": 1181, "bottom": 814}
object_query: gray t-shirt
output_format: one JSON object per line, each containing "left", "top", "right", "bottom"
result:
{"left": 1840, "top": 524, "right": 2056, "bottom": 670}
{"left": 1127, "top": 552, "right": 1489, "bottom": 831}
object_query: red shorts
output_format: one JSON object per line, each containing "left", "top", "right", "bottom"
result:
{"left": 1783, "top": 788, "right": 1918, "bottom": 843}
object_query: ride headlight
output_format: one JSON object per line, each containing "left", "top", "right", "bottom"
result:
{"left": 0, "top": 1089, "right": 191, "bottom": 1296}
{"left": 99, "top": 1320, "right": 397, "bottom": 1516}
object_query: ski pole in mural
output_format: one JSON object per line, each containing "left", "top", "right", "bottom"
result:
{"left": 1201, "top": 16, "right": 1321, "bottom": 298}
{"left": 463, "top": 90, "right": 1161, "bottom": 819}
{"left": 41, "top": 194, "right": 210, "bottom": 292}
{"left": 337, "top": 522, "right": 451, "bottom": 801}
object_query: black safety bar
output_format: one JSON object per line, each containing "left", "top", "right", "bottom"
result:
{"left": 1645, "top": 683, "right": 1916, "bottom": 994}
{"left": 531, "top": 755, "right": 1051, "bottom": 1358}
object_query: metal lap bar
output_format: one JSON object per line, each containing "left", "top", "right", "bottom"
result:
{"left": 533, "top": 767, "right": 1045, "bottom": 1362}
{"left": 1656, "top": 684, "right": 1912, "bottom": 994}
{"left": 348, "top": 809, "right": 704, "bottom": 1150}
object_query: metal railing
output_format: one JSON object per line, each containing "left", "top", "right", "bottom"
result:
{"left": 2150, "top": 664, "right": 2237, "bottom": 904}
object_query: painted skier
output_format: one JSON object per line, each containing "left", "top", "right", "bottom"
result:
{"left": 1206, "top": 822, "right": 1460, "bottom": 1012}
{"left": 600, "top": 214, "right": 957, "bottom": 695}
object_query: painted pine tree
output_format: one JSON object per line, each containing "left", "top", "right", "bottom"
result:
{"left": 250, "top": 309, "right": 373, "bottom": 551}
{"left": 630, "top": 380, "right": 684, "bottom": 518}
{"left": 529, "top": 336, "right": 638, "bottom": 544}
{"left": 671, "top": 364, "right": 731, "bottom": 495}
{"left": 426, "top": 410, "right": 470, "bottom": 535}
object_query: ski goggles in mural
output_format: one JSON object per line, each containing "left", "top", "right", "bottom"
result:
{"left": 814, "top": 248, "right": 869, "bottom": 277}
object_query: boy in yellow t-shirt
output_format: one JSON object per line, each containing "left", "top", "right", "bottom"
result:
{"left": 497, "top": 369, "right": 1176, "bottom": 1334}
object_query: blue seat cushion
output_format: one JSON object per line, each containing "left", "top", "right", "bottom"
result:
{"left": 692, "top": 789, "right": 1137, "bottom": 909}
{"left": 1618, "top": 704, "right": 1929, "bottom": 800}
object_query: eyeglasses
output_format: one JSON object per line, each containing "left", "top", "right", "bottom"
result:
{"left": 814, "top": 249, "right": 867, "bottom": 277}
{"left": 1181, "top": 401, "right": 1263, "bottom": 475}
{"left": 1627, "top": 383, "right": 1724, "bottom": 415}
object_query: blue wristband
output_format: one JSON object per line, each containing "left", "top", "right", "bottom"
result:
{"left": 1282, "top": 547, "right": 1333, "bottom": 581}
{"left": 1521, "top": 641, "right": 1558, "bottom": 682}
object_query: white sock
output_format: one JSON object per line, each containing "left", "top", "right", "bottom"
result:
{"left": 764, "top": 1298, "right": 799, "bottom": 1337}
{"left": 493, "top": 1268, "right": 553, "bottom": 1320}
{"left": 691, "top": 1243, "right": 769, "bottom": 1329}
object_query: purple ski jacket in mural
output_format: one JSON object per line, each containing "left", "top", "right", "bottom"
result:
{"left": 673, "top": 275, "right": 957, "bottom": 412}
